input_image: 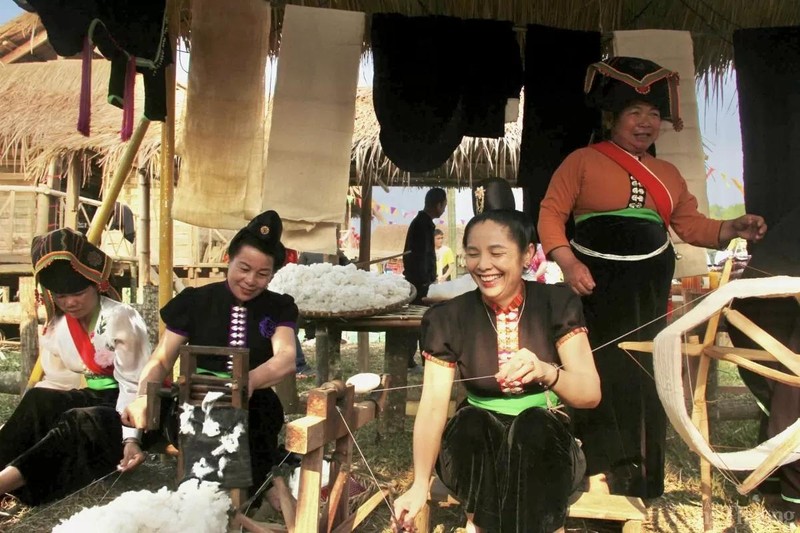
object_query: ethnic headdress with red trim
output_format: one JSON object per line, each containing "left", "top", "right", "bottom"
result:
{"left": 31, "top": 228, "right": 119, "bottom": 321}
{"left": 584, "top": 56, "right": 683, "bottom": 132}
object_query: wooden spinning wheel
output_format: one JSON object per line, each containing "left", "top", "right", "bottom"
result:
{"left": 621, "top": 262, "right": 800, "bottom": 532}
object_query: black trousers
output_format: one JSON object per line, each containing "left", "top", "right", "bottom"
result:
{"left": 0, "top": 387, "right": 123, "bottom": 505}
{"left": 437, "top": 406, "right": 585, "bottom": 533}
{"left": 570, "top": 217, "right": 674, "bottom": 499}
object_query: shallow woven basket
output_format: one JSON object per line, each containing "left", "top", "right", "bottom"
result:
{"left": 299, "top": 285, "right": 417, "bottom": 319}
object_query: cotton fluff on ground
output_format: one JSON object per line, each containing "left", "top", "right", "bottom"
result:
{"left": 269, "top": 263, "right": 412, "bottom": 313}
{"left": 52, "top": 479, "right": 231, "bottom": 533}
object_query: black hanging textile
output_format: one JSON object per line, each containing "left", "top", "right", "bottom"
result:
{"left": 25, "top": 0, "right": 171, "bottom": 122}
{"left": 371, "top": 14, "right": 522, "bottom": 173}
{"left": 517, "top": 25, "right": 601, "bottom": 226}
{"left": 461, "top": 19, "right": 523, "bottom": 138}
{"left": 733, "top": 26, "right": 800, "bottom": 230}
{"left": 372, "top": 14, "right": 465, "bottom": 173}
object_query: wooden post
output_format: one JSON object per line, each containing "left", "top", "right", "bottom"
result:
{"left": 64, "top": 154, "right": 81, "bottom": 230}
{"left": 159, "top": 1, "right": 178, "bottom": 335}
{"left": 358, "top": 184, "right": 372, "bottom": 265}
{"left": 137, "top": 167, "right": 151, "bottom": 287}
{"left": 35, "top": 160, "right": 56, "bottom": 235}
{"left": 18, "top": 277, "right": 38, "bottom": 392}
{"left": 383, "top": 329, "right": 408, "bottom": 433}
{"left": 356, "top": 184, "right": 373, "bottom": 372}
{"left": 87, "top": 118, "right": 151, "bottom": 245}
{"left": 446, "top": 187, "right": 457, "bottom": 273}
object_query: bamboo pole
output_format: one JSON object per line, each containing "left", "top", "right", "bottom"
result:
{"left": 64, "top": 154, "right": 81, "bottom": 230}
{"left": 446, "top": 187, "right": 457, "bottom": 270}
{"left": 693, "top": 258, "right": 733, "bottom": 532}
{"left": 19, "top": 277, "right": 40, "bottom": 391}
{"left": 35, "top": 160, "right": 56, "bottom": 235}
{"left": 137, "top": 167, "right": 151, "bottom": 286}
{"left": 86, "top": 118, "right": 151, "bottom": 245}
{"left": 159, "top": 0, "right": 178, "bottom": 335}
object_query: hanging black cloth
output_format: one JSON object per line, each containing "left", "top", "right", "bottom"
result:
{"left": 460, "top": 19, "right": 523, "bottom": 138}
{"left": 733, "top": 26, "right": 800, "bottom": 230}
{"left": 371, "top": 14, "right": 522, "bottom": 173}
{"left": 372, "top": 14, "right": 466, "bottom": 173}
{"left": 25, "top": 0, "right": 171, "bottom": 124}
{"left": 517, "top": 25, "right": 601, "bottom": 225}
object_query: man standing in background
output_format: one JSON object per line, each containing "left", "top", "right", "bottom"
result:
{"left": 402, "top": 188, "right": 447, "bottom": 371}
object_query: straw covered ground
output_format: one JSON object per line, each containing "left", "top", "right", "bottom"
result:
{"left": 0, "top": 343, "right": 793, "bottom": 532}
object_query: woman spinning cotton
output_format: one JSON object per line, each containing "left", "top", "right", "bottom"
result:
{"left": 393, "top": 205, "right": 600, "bottom": 533}
{"left": 123, "top": 210, "right": 297, "bottom": 512}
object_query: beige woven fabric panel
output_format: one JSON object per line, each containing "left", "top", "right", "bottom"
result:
{"left": 261, "top": 5, "right": 365, "bottom": 254}
{"left": 174, "top": 0, "right": 270, "bottom": 229}
{"left": 614, "top": 30, "right": 710, "bottom": 278}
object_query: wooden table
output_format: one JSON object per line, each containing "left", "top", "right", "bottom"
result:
{"left": 308, "top": 305, "right": 427, "bottom": 433}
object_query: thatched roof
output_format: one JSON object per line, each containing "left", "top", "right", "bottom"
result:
{"left": 273, "top": 0, "right": 800, "bottom": 90}
{"left": 0, "top": 60, "right": 182, "bottom": 183}
{"left": 351, "top": 88, "right": 522, "bottom": 187}
{"left": 5, "top": 2, "right": 799, "bottom": 85}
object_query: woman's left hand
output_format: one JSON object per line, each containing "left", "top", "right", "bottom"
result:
{"left": 118, "top": 441, "right": 146, "bottom": 472}
{"left": 722, "top": 214, "right": 768, "bottom": 243}
{"left": 495, "top": 348, "right": 556, "bottom": 390}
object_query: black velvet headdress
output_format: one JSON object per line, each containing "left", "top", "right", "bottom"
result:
{"left": 31, "top": 228, "right": 119, "bottom": 320}
{"left": 584, "top": 56, "right": 683, "bottom": 131}
{"left": 228, "top": 210, "right": 287, "bottom": 268}
{"left": 471, "top": 177, "right": 538, "bottom": 243}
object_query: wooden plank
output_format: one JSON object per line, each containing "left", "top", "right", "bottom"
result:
{"left": 724, "top": 308, "right": 800, "bottom": 376}
{"left": 19, "top": 277, "right": 38, "bottom": 392}
{"left": 285, "top": 415, "right": 326, "bottom": 455}
{"left": 295, "top": 447, "right": 324, "bottom": 532}
{"left": 566, "top": 491, "right": 647, "bottom": 521}
{"left": 618, "top": 340, "right": 703, "bottom": 356}
{"left": 704, "top": 346, "right": 777, "bottom": 362}
{"left": 1, "top": 31, "right": 49, "bottom": 64}
{"left": 330, "top": 489, "right": 389, "bottom": 533}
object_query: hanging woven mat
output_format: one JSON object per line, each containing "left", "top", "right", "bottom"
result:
{"left": 299, "top": 285, "right": 417, "bottom": 319}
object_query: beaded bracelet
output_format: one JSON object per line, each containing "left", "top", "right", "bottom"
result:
{"left": 541, "top": 364, "right": 560, "bottom": 390}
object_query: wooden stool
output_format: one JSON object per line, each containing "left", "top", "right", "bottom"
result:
{"left": 415, "top": 477, "right": 647, "bottom": 533}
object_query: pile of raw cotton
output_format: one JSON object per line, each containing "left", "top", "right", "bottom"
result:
{"left": 270, "top": 263, "right": 412, "bottom": 314}
{"left": 52, "top": 480, "right": 231, "bottom": 533}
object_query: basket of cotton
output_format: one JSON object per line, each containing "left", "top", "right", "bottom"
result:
{"left": 269, "top": 263, "right": 416, "bottom": 318}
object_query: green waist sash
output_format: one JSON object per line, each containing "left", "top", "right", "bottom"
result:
{"left": 197, "top": 367, "right": 233, "bottom": 379}
{"left": 85, "top": 375, "right": 118, "bottom": 391}
{"left": 575, "top": 207, "right": 662, "bottom": 225}
{"left": 467, "top": 390, "right": 560, "bottom": 416}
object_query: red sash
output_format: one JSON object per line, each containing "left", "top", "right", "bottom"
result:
{"left": 590, "top": 141, "right": 674, "bottom": 228}
{"left": 65, "top": 314, "right": 114, "bottom": 376}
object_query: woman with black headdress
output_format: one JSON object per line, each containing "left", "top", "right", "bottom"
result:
{"left": 0, "top": 228, "right": 151, "bottom": 505}
{"left": 538, "top": 57, "right": 768, "bottom": 498}
{"left": 123, "top": 210, "right": 297, "bottom": 512}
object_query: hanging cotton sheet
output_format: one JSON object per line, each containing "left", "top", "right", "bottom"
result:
{"left": 653, "top": 276, "right": 800, "bottom": 471}
{"left": 261, "top": 5, "right": 365, "bottom": 254}
{"left": 173, "top": 0, "right": 269, "bottom": 229}
{"left": 613, "top": 30, "right": 709, "bottom": 278}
